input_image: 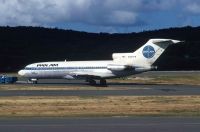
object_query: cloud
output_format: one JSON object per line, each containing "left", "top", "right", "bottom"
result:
{"left": 184, "top": 1, "right": 200, "bottom": 14}
{"left": 0, "top": 0, "right": 149, "bottom": 27}
{"left": 186, "top": 4, "right": 200, "bottom": 14}
{"left": 0, "top": 0, "right": 199, "bottom": 29}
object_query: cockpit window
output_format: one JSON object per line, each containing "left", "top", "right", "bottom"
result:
{"left": 25, "top": 67, "right": 33, "bottom": 70}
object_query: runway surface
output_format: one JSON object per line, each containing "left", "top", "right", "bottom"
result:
{"left": 0, "top": 85, "right": 200, "bottom": 96}
{"left": 0, "top": 71, "right": 199, "bottom": 96}
{"left": 0, "top": 84, "right": 200, "bottom": 96}
{"left": 0, "top": 71, "right": 199, "bottom": 132}
{"left": 0, "top": 117, "right": 200, "bottom": 132}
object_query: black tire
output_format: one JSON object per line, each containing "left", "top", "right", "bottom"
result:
{"left": 33, "top": 81, "right": 38, "bottom": 84}
{"left": 28, "top": 79, "right": 38, "bottom": 84}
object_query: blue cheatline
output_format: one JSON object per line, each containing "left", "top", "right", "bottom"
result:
{"left": 142, "top": 45, "right": 155, "bottom": 59}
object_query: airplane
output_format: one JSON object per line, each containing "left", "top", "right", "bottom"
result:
{"left": 18, "top": 39, "right": 181, "bottom": 86}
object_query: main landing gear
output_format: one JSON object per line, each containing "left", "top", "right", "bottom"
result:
{"left": 100, "top": 79, "right": 107, "bottom": 86}
{"left": 88, "top": 79, "right": 96, "bottom": 85}
{"left": 86, "top": 79, "right": 107, "bottom": 86}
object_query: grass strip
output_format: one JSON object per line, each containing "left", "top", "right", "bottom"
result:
{"left": 0, "top": 96, "right": 200, "bottom": 117}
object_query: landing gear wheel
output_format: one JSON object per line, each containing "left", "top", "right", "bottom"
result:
{"left": 28, "top": 79, "right": 38, "bottom": 84}
{"left": 33, "top": 80, "right": 38, "bottom": 84}
{"left": 100, "top": 79, "right": 107, "bottom": 86}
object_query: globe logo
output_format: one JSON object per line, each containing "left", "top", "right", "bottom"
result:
{"left": 142, "top": 45, "right": 155, "bottom": 59}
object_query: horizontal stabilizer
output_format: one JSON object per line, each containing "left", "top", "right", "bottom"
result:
{"left": 150, "top": 39, "right": 181, "bottom": 45}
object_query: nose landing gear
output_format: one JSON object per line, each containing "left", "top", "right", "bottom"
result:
{"left": 28, "top": 78, "right": 38, "bottom": 84}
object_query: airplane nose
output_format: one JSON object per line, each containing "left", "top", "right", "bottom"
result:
{"left": 18, "top": 70, "right": 25, "bottom": 76}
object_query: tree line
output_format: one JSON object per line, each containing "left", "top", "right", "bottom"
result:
{"left": 0, "top": 26, "right": 200, "bottom": 72}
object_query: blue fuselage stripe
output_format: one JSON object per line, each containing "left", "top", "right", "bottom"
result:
{"left": 24, "top": 67, "right": 107, "bottom": 70}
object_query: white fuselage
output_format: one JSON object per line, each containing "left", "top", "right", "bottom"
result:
{"left": 18, "top": 60, "right": 149, "bottom": 80}
{"left": 18, "top": 39, "right": 181, "bottom": 83}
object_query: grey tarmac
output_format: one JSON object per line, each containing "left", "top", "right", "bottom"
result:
{"left": 0, "top": 71, "right": 200, "bottom": 96}
{"left": 0, "top": 83, "right": 200, "bottom": 96}
{"left": 0, "top": 117, "right": 200, "bottom": 132}
{"left": 0, "top": 71, "right": 200, "bottom": 132}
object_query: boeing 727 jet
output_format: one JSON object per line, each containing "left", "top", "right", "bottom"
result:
{"left": 18, "top": 39, "right": 181, "bottom": 85}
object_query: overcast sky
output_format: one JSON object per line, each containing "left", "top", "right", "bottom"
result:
{"left": 0, "top": 0, "right": 200, "bottom": 33}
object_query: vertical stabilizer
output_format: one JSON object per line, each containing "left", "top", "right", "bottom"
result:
{"left": 132, "top": 39, "right": 181, "bottom": 66}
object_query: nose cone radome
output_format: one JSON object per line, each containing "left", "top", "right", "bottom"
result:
{"left": 18, "top": 70, "right": 25, "bottom": 76}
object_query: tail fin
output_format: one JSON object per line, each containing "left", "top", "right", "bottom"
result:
{"left": 133, "top": 39, "right": 181, "bottom": 66}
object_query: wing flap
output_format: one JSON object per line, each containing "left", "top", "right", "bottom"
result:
{"left": 69, "top": 71, "right": 102, "bottom": 79}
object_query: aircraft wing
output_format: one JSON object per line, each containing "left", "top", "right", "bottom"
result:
{"left": 66, "top": 71, "right": 102, "bottom": 79}
{"left": 64, "top": 64, "right": 132, "bottom": 79}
